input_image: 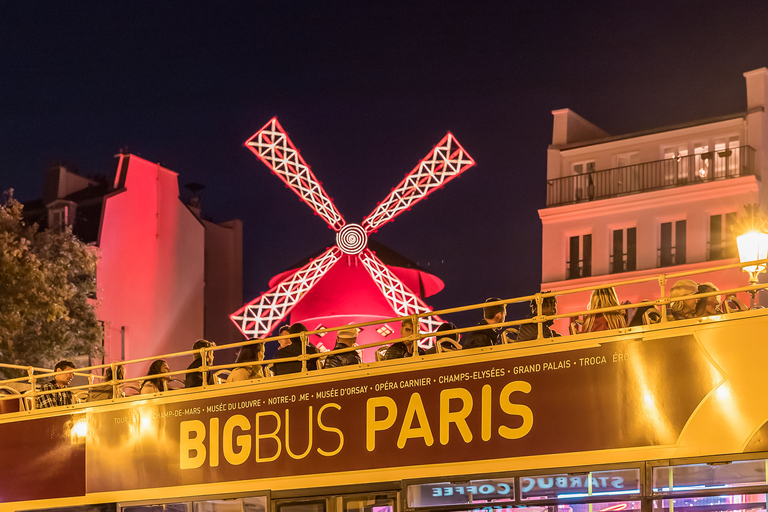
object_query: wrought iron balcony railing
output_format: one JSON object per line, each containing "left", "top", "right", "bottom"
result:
{"left": 546, "top": 145, "right": 756, "bottom": 207}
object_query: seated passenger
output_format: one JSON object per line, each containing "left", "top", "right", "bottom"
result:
{"left": 36, "top": 360, "right": 76, "bottom": 409}
{"left": 426, "top": 322, "right": 462, "bottom": 354}
{"left": 323, "top": 329, "right": 362, "bottom": 368}
{"left": 460, "top": 298, "right": 506, "bottom": 349}
{"left": 583, "top": 287, "right": 627, "bottom": 332}
{"left": 140, "top": 360, "right": 171, "bottom": 394}
{"left": 227, "top": 343, "right": 265, "bottom": 382}
{"left": 272, "top": 323, "right": 321, "bottom": 375}
{"left": 184, "top": 339, "right": 216, "bottom": 388}
{"left": 628, "top": 302, "right": 662, "bottom": 326}
{"left": 517, "top": 294, "right": 561, "bottom": 341}
{"left": 384, "top": 319, "right": 426, "bottom": 359}
{"left": 668, "top": 279, "right": 699, "bottom": 320}
{"left": 88, "top": 365, "right": 125, "bottom": 401}
{"left": 694, "top": 282, "right": 720, "bottom": 317}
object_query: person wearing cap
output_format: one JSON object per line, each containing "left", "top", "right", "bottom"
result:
{"left": 384, "top": 319, "right": 426, "bottom": 360}
{"left": 668, "top": 279, "right": 699, "bottom": 321}
{"left": 460, "top": 298, "right": 506, "bottom": 349}
{"left": 323, "top": 329, "right": 361, "bottom": 368}
{"left": 517, "top": 294, "right": 561, "bottom": 341}
{"left": 272, "top": 323, "right": 321, "bottom": 375}
{"left": 36, "top": 360, "right": 76, "bottom": 409}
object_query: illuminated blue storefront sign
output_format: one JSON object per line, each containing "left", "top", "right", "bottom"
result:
{"left": 407, "top": 478, "right": 515, "bottom": 507}
{"left": 407, "top": 469, "right": 641, "bottom": 508}
{"left": 430, "top": 482, "right": 513, "bottom": 497}
{"left": 521, "top": 469, "right": 640, "bottom": 500}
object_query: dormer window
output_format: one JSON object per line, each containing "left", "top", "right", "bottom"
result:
{"left": 46, "top": 200, "right": 77, "bottom": 230}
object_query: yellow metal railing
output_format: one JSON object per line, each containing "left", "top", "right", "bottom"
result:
{"left": 1, "top": 258, "right": 765, "bottom": 413}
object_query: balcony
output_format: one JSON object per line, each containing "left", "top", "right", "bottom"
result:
{"left": 546, "top": 145, "right": 756, "bottom": 207}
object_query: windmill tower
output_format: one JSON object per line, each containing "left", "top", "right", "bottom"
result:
{"left": 231, "top": 118, "right": 475, "bottom": 361}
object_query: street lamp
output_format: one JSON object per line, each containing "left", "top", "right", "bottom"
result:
{"left": 737, "top": 230, "right": 768, "bottom": 301}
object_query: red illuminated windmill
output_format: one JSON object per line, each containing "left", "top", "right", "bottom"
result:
{"left": 231, "top": 118, "right": 475, "bottom": 357}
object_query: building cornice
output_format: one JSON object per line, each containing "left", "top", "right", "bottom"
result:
{"left": 551, "top": 114, "right": 746, "bottom": 153}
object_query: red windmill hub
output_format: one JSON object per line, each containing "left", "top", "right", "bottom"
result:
{"left": 230, "top": 117, "right": 476, "bottom": 346}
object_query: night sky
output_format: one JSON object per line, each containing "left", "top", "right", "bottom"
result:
{"left": 2, "top": 1, "right": 768, "bottom": 325}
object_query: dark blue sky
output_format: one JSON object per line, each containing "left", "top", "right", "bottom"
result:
{"left": 2, "top": 1, "right": 767, "bottom": 322}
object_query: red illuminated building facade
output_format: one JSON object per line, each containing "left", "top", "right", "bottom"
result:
{"left": 23, "top": 154, "right": 243, "bottom": 368}
{"left": 540, "top": 68, "right": 768, "bottom": 330}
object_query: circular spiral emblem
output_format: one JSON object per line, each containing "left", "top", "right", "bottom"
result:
{"left": 337, "top": 223, "right": 367, "bottom": 255}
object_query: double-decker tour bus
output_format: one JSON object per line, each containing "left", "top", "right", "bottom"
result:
{"left": 2, "top": 262, "right": 768, "bottom": 512}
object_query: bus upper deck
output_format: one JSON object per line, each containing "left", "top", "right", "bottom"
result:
{"left": 2, "top": 261, "right": 768, "bottom": 512}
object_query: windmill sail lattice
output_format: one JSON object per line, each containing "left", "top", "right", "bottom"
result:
{"left": 231, "top": 117, "right": 476, "bottom": 340}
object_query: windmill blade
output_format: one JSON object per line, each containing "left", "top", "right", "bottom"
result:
{"left": 358, "top": 248, "right": 444, "bottom": 336}
{"left": 361, "top": 132, "right": 475, "bottom": 233}
{"left": 245, "top": 117, "right": 346, "bottom": 231}
{"left": 231, "top": 247, "right": 342, "bottom": 338}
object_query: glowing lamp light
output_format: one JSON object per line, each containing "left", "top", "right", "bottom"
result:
{"left": 70, "top": 418, "right": 88, "bottom": 443}
{"left": 737, "top": 230, "right": 768, "bottom": 300}
{"left": 737, "top": 231, "right": 768, "bottom": 275}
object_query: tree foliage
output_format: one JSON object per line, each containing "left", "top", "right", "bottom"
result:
{"left": 0, "top": 192, "right": 103, "bottom": 377}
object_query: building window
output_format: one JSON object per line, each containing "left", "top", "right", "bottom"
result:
{"left": 614, "top": 152, "right": 639, "bottom": 168}
{"left": 708, "top": 212, "right": 737, "bottom": 260}
{"left": 48, "top": 205, "right": 69, "bottom": 230}
{"left": 713, "top": 136, "right": 740, "bottom": 177}
{"left": 572, "top": 160, "right": 596, "bottom": 174}
{"left": 567, "top": 234, "right": 592, "bottom": 279}
{"left": 611, "top": 227, "right": 636, "bottom": 273}
{"left": 659, "top": 220, "right": 686, "bottom": 267}
{"left": 662, "top": 145, "right": 689, "bottom": 184}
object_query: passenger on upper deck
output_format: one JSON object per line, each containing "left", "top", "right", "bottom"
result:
{"left": 583, "top": 287, "right": 627, "bottom": 332}
{"left": 88, "top": 365, "right": 125, "bottom": 401}
{"left": 694, "top": 282, "right": 721, "bottom": 317}
{"left": 227, "top": 343, "right": 265, "bottom": 382}
{"left": 384, "top": 319, "right": 426, "bottom": 359}
{"left": 141, "top": 360, "right": 171, "bottom": 394}
{"left": 36, "top": 360, "right": 76, "bottom": 409}
{"left": 323, "top": 329, "right": 361, "bottom": 368}
{"left": 517, "top": 294, "right": 561, "bottom": 341}
{"left": 425, "top": 322, "right": 462, "bottom": 354}
{"left": 184, "top": 339, "right": 216, "bottom": 388}
{"left": 628, "top": 302, "right": 662, "bottom": 326}
{"left": 668, "top": 279, "right": 699, "bottom": 321}
{"left": 461, "top": 298, "right": 506, "bottom": 349}
{"left": 272, "top": 323, "right": 321, "bottom": 375}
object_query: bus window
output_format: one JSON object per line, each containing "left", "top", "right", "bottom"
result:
{"left": 343, "top": 494, "right": 397, "bottom": 512}
{"left": 122, "top": 504, "right": 188, "bottom": 512}
{"left": 276, "top": 499, "right": 326, "bottom": 512}
{"left": 654, "top": 494, "right": 767, "bottom": 512}
{"left": 193, "top": 497, "right": 268, "bottom": 512}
